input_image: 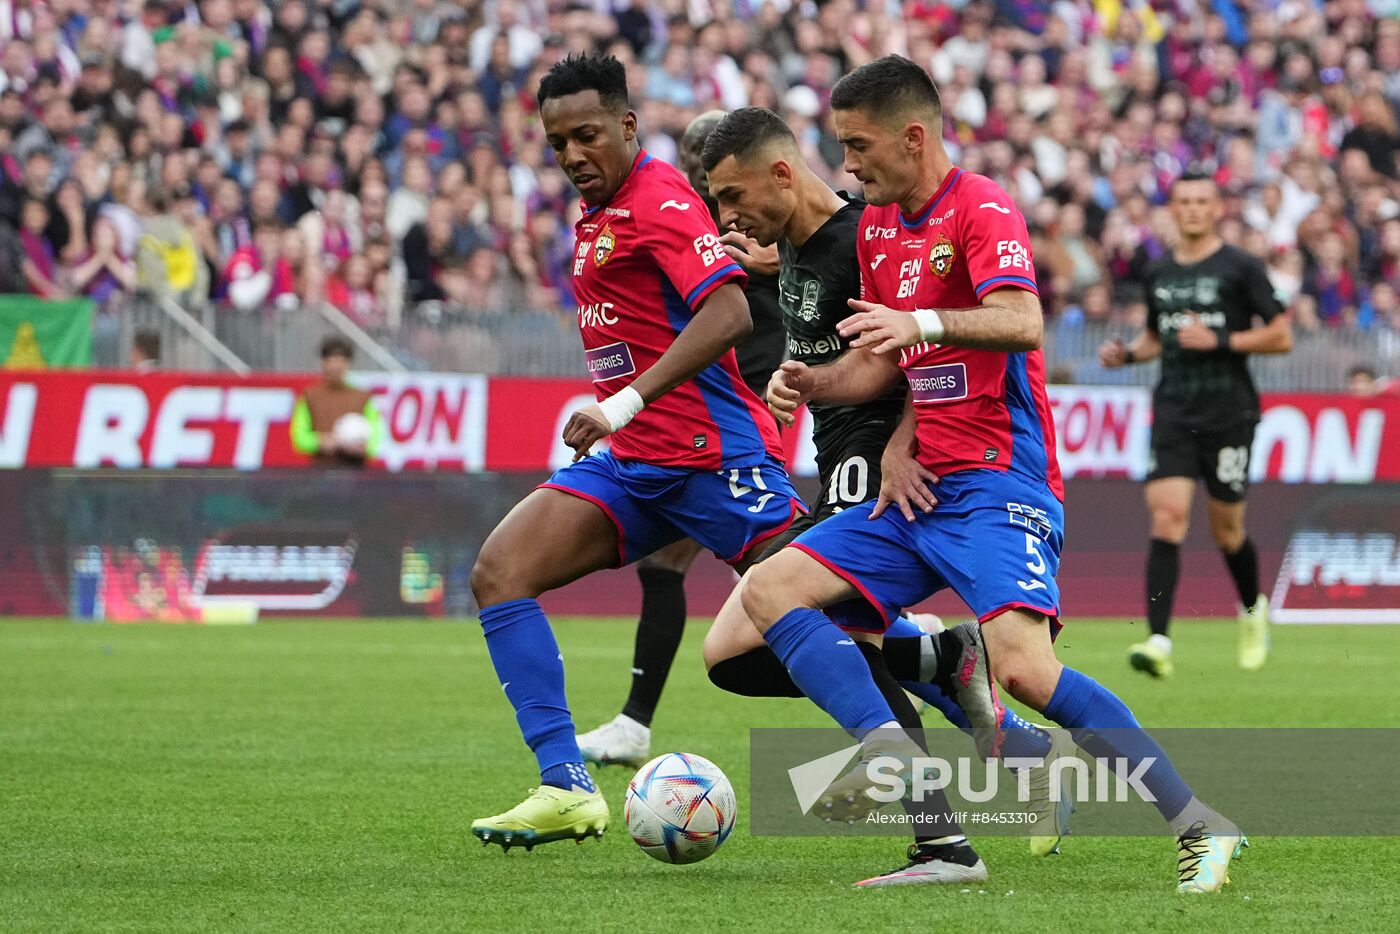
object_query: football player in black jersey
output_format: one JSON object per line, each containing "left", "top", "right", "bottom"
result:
{"left": 1099, "top": 172, "right": 1292, "bottom": 677}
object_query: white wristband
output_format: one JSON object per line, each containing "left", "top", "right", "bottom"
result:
{"left": 912, "top": 308, "right": 946, "bottom": 344}
{"left": 596, "top": 386, "right": 645, "bottom": 432}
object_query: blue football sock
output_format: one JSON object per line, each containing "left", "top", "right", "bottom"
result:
{"left": 764, "top": 608, "right": 896, "bottom": 736}
{"left": 901, "top": 681, "right": 1053, "bottom": 761}
{"left": 479, "top": 598, "right": 595, "bottom": 793}
{"left": 541, "top": 762, "right": 596, "bottom": 792}
{"left": 1043, "top": 667, "right": 1191, "bottom": 821}
{"left": 1000, "top": 707, "right": 1054, "bottom": 762}
{"left": 901, "top": 679, "right": 970, "bottom": 727}
{"left": 884, "top": 615, "right": 926, "bottom": 639}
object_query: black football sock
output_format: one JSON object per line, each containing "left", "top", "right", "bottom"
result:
{"left": 1221, "top": 537, "right": 1261, "bottom": 611}
{"left": 883, "top": 634, "right": 957, "bottom": 685}
{"left": 1146, "top": 538, "right": 1181, "bottom": 639}
{"left": 858, "top": 642, "right": 964, "bottom": 844}
{"left": 620, "top": 567, "right": 687, "bottom": 727}
{"left": 707, "top": 647, "right": 804, "bottom": 698}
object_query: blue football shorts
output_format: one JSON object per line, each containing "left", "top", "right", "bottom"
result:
{"left": 787, "top": 468, "right": 1064, "bottom": 634}
{"left": 541, "top": 449, "right": 806, "bottom": 567}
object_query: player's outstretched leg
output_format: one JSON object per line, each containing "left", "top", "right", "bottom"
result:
{"left": 735, "top": 550, "right": 956, "bottom": 829}
{"left": 469, "top": 489, "right": 619, "bottom": 851}
{"left": 981, "top": 610, "right": 1246, "bottom": 892}
{"left": 887, "top": 615, "right": 1073, "bottom": 856}
{"left": 852, "top": 641, "right": 987, "bottom": 887}
{"left": 578, "top": 539, "right": 704, "bottom": 768}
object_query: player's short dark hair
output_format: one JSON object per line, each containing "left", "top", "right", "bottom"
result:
{"left": 700, "top": 107, "right": 797, "bottom": 172}
{"left": 1171, "top": 169, "right": 1219, "bottom": 194}
{"left": 536, "top": 54, "right": 629, "bottom": 113}
{"left": 830, "top": 55, "right": 942, "bottom": 127}
{"left": 320, "top": 336, "right": 354, "bottom": 360}
{"left": 133, "top": 328, "right": 160, "bottom": 361}
{"left": 1348, "top": 363, "right": 1378, "bottom": 380}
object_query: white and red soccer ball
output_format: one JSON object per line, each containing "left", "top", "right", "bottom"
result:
{"left": 624, "top": 753, "right": 737, "bottom": 864}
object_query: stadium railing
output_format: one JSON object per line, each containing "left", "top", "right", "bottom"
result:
{"left": 374, "top": 301, "right": 579, "bottom": 375}
{"left": 120, "top": 293, "right": 407, "bottom": 373}
{"left": 1045, "top": 320, "right": 1399, "bottom": 392}
{"left": 377, "top": 304, "right": 1397, "bottom": 391}
{"left": 113, "top": 295, "right": 1399, "bottom": 390}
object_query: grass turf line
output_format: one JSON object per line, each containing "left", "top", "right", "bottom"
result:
{"left": 2, "top": 617, "right": 1397, "bottom": 932}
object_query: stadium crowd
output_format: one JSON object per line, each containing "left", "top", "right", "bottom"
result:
{"left": 1, "top": 0, "right": 1400, "bottom": 365}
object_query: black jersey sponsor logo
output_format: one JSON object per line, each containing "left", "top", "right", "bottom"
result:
{"left": 693, "top": 434, "right": 708, "bottom": 450}
{"left": 1157, "top": 309, "right": 1228, "bottom": 332}
{"left": 787, "top": 334, "right": 844, "bottom": 357}
{"left": 1154, "top": 277, "right": 1222, "bottom": 309}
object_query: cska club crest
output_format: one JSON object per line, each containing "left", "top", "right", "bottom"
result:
{"left": 929, "top": 234, "right": 955, "bottom": 278}
{"left": 594, "top": 224, "right": 617, "bottom": 267}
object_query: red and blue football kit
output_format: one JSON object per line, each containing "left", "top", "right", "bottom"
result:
{"left": 541, "top": 150, "right": 802, "bottom": 565}
{"left": 790, "top": 169, "right": 1065, "bottom": 629}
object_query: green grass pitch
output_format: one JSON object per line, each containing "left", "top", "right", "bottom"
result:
{"left": 3, "top": 617, "right": 1398, "bottom": 932}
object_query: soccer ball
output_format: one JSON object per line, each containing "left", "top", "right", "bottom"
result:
{"left": 333, "top": 412, "right": 371, "bottom": 449}
{"left": 624, "top": 752, "right": 737, "bottom": 864}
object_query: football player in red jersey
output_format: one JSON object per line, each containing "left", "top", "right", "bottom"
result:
{"left": 744, "top": 56, "right": 1245, "bottom": 893}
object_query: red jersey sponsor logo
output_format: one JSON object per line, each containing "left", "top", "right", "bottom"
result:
{"left": 907, "top": 364, "right": 968, "bottom": 403}
{"left": 585, "top": 342, "right": 637, "bottom": 382}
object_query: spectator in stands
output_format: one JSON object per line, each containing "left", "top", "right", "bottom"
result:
{"left": 402, "top": 197, "right": 457, "bottom": 305}
{"left": 135, "top": 189, "right": 208, "bottom": 310}
{"left": 386, "top": 155, "right": 432, "bottom": 242}
{"left": 326, "top": 253, "right": 384, "bottom": 330}
{"left": 223, "top": 219, "right": 289, "bottom": 311}
{"left": 18, "top": 197, "right": 63, "bottom": 298}
{"left": 69, "top": 213, "right": 137, "bottom": 309}
{"left": 289, "top": 336, "right": 383, "bottom": 468}
{"left": 130, "top": 328, "right": 161, "bottom": 372}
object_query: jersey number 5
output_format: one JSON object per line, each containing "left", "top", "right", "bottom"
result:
{"left": 1019, "top": 533, "right": 1049, "bottom": 592}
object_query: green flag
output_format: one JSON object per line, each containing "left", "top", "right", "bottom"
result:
{"left": 0, "top": 295, "right": 94, "bottom": 368}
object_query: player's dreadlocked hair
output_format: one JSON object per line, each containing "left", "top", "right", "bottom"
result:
{"left": 830, "top": 55, "right": 942, "bottom": 127}
{"left": 700, "top": 107, "right": 798, "bottom": 172}
{"left": 536, "top": 53, "right": 629, "bottom": 113}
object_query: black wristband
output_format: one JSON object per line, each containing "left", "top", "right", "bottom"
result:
{"left": 1123, "top": 349, "right": 1136, "bottom": 364}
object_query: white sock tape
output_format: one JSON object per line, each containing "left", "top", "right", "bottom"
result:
{"left": 596, "top": 386, "right": 645, "bottom": 432}
{"left": 912, "top": 308, "right": 945, "bottom": 344}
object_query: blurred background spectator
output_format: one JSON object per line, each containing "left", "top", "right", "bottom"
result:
{"left": 0, "top": 0, "right": 1397, "bottom": 384}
